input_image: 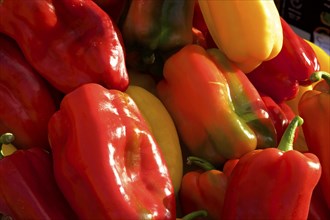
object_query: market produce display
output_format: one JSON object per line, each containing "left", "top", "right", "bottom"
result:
{"left": 0, "top": 0, "right": 330, "bottom": 219}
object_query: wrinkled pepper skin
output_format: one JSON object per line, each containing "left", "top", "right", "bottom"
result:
{"left": 126, "top": 85, "right": 183, "bottom": 195}
{"left": 207, "top": 49, "right": 277, "bottom": 149}
{"left": 198, "top": 0, "right": 283, "bottom": 73}
{"left": 157, "top": 44, "right": 257, "bottom": 166}
{"left": 0, "top": 34, "right": 57, "bottom": 150}
{"left": 48, "top": 83, "right": 176, "bottom": 220}
{"left": 0, "top": 137, "right": 77, "bottom": 219}
{"left": 299, "top": 71, "right": 330, "bottom": 209}
{"left": 179, "top": 157, "right": 227, "bottom": 220}
{"left": 0, "top": 0, "right": 128, "bottom": 94}
{"left": 248, "top": 18, "right": 320, "bottom": 103}
{"left": 221, "top": 116, "right": 321, "bottom": 220}
{"left": 122, "top": 0, "right": 195, "bottom": 68}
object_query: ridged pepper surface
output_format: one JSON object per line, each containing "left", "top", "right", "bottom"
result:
{"left": 48, "top": 83, "right": 176, "bottom": 220}
{"left": 0, "top": 0, "right": 128, "bottom": 94}
{"left": 0, "top": 34, "right": 56, "bottom": 150}
{"left": 157, "top": 44, "right": 276, "bottom": 166}
{"left": 126, "top": 85, "right": 183, "bottom": 195}
{"left": 0, "top": 133, "right": 77, "bottom": 219}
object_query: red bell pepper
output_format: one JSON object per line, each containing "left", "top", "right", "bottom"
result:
{"left": 0, "top": 0, "right": 128, "bottom": 94}
{"left": 308, "top": 183, "right": 330, "bottom": 220}
{"left": 48, "top": 83, "right": 176, "bottom": 219}
{"left": 299, "top": 71, "right": 330, "bottom": 209}
{"left": 0, "top": 133, "right": 77, "bottom": 219}
{"left": 247, "top": 17, "right": 320, "bottom": 103}
{"left": 179, "top": 156, "right": 227, "bottom": 220}
{"left": 260, "top": 93, "right": 296, "bottom": 144}
{"left": 0, "top": 33, "right": 57, "bottom": 150}
{"left": 221, "top": 116, "right": 322, "bottom": 219}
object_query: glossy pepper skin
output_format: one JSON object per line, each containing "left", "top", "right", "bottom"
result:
{"left": 221, "top": 116, "right": 321, "bottom": 220}
{"left": 260, "top": 94, "right": 296, "bottom": 145}
{"left": 0, "top": 34, "right": 56, "bottom": 150}
{"left": 179, "top": 156, "right": 227, "bottom": 220}
{"left": 299, "top": 71, "right": 330, "bottom": 209}
{"left": 126, "top": 85, "right": 183, "bottom": 195}
{"left": 0, "top": 133, "right": 77, "bottom": 219}
{"left": 48, "top": 83, "right": 176, "bottom": 220}
{"left": 247, "top": 18, "right": 320, "bottom": 103}
{"left": 0, "top": 0, "right": 128, "bottom": 94}
{"left": 198, "top": 0, "right": 283, "bottom": 73}
{"left": 122, "top": 0, "right": 195, "bottom": 69}
{"left": 157, "top": 44, "right": 257, "bottom": 166}
{"left": 207, "top": 49, "right": 276, "bottom": 149}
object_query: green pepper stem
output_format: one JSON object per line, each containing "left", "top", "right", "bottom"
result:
{"left": 277, "top": 116, "right": 303, "bottom": 152}
{"left": 0, "top": 133, "right": 15, "bottom": 159}
{"left": 310, "top": 71, "right": 330, "bottom": 86}
{"left": 181, "top": 210, "right": 208, "bottom": 220}
{"left": 187, "top": 156, "right": 215, "bottom": 171}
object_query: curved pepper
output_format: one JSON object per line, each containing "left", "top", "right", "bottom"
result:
{"left": 0, "top": 0, "right": 128, "bottom": 94}
{"left": 0, "top": 133, "right": 77, "bottom": 219}
{"left": 122, "top": 0, "right": 195, "bottom": 70}
{"left": 247, "top": 18, "right": 320, "bottom": 103}
{"left": 125, "top": 85, "right": 183, "bottom": 195}
{"left": 207, "top": 49, "right": 276, "bottom": 149}
{"left": 260, "top": 94, "right": 296, "bottom": 145}
{"left": 305, "top": 40, "right": 330, "bottom": 73}
{"left": 198, "top": 0, "right": 283, "bottom": 73}
{"left": 179, "top": 156, "right": 227, "bottom": 220}
{"left": 0, "top": 34, "right": 57, "bottom": 150}
{"left": 48, "top": 83, "right": 176, "bottom": 219}
{"left": 157, "top": 44, "right": 257, "bottom": 166}
{"left": 299, "top": 71, "right": 330, "bottom": 209}
{"left": 221, "top": 116, "right": 321, "bottom": 219}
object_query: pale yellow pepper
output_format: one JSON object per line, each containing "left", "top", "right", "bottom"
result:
{"left": 198, "top": 0, "right": 283, "bottom": 73}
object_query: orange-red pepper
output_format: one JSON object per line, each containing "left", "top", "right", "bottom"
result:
{"left": 179, "top": 156, "right": 227, "bottom": 220}
{"left": 299, "top": 71, "right": 330, "bottom": 209}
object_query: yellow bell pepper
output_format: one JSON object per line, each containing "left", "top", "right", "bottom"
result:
{"left": 126, "top": 85, "right": 183, "bottom": 195}
{"left": 304, "top": 40, "right": 330, "bottom": 73}
{"left": 198, "top": 0, "right": 283, "bottom": 73}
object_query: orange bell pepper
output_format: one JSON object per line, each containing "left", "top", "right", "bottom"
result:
{"left": 299, "top": 71, "right": 330, "bottom": 209}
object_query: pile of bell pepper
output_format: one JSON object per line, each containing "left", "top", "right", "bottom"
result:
{"left": 1, "top": 0, "right": 329, "bottom": 219}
